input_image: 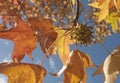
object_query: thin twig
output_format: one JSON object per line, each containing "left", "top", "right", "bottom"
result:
{"left": 73, "top": 0, "right": 80, "bottom": 26}
{"left": 39, "top": 28, "right": 72, "bottom": 65}
{"left": 40, "top": 54, "right": 47, "bottom": 66}
{"left": 96, "top": 38, "right": 111, "bottom": 54}
{"left": 37, "top": 28, "right": 71, "bottom": 37}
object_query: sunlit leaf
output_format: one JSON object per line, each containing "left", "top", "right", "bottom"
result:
{"left": 50, "top": 49, "right": 95, "bottom": 83}
{"left": 69, "top": 0, "right": 76, "bottom": 12}
{"left": 105, "top": 12, "right": 120, "bottom": 32}
{"left": 92, "top": 63, "right": 103, "bottom": 76}
{"left": 88, "top": 2, "right": 99, "bottom": 8}
{"left": 0, "top": 16, "right": 37, "bottom": 63}
{"left": 64, "top": 50, "right": 95, "bottom": 83}
{"left": 55, "top": 29, "right": 72, "bottom": 65}
{"left": 89, "top": 0, "right": 111, "bottom": 22}
{"left": 0, "top": 62, "right": 46, "bottom": 83}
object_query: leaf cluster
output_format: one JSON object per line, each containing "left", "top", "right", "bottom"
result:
{"left": 0, "top": 0, "right": 119, "bottom": 83}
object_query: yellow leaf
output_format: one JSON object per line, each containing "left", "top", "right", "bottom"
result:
{"left": 69, "top": 0, "right": 76, "bottom": 12}
{"left": 98, "top": 0, "right": 111, "bottom": 22}
{"left": 105, "top": 12, "right": 120, "bottom": 32}
{"left": 71, "top": 0, "right": 76, "bottom": 6}
{"left": 64, "top": 71, "right": 80, "bottom": 83}
{"left": 55, "top": 29, "right": 71, "bottom": 65}
{"left": 88, "top": 2, "right": 99, "bottom": 8}
{"left": 89, "top": 0, "right": 111, "bottom": 22}
{"left": 0, "top": 63, "right": 46, "bottom": 83}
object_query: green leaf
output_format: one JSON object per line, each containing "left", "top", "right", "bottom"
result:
{"left": 105, "top": 12, "right": 120, "bottom": 32}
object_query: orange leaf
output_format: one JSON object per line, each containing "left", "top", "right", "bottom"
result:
{"left": 64, "top": 50, "right": 95, "bottom": 83}
{"left": 0, "top": 62, "right": 46, "bottom": 83}
{"left": 0, "top": 16, "right": 37, "bottom": 63}
{"left": 50, "top": 49, "right": 95, "bottom": 83}
{"left": 64, "top": 50, "right": 85, "bottom": 83}
{"left": 98, "top": 0, "right": 120, "bottom": 11}
{"left": 28, "top": 17, "right": 58, "bottom": 56}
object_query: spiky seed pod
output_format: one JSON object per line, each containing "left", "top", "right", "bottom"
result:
{"left": 71, "top": 24, "right": 94, "bottom": 45}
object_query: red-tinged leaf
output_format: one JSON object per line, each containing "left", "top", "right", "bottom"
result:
{"left": 0, "top": 16, "right": 37, "bottom": 63}
{"left": 64, "top": 50, "right": 85, "bottom": 83}
{"left": 0, "top": 62, "right": 46, "bottom": 83}
{"left": 28, "top": 17, "right": 58, "bottom": 56}
{"left": 50, "top": 49, "right": 95, "bottom": 83}
{"left": 64, "top": 50, "right": 95, "bottom": 83}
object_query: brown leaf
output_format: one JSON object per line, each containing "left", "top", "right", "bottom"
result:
{"left": 64, "top": 50, "right": 85, "bottom": 83}
{"left": 92, "top": 45, "right": 120, "bottom": 83}
{"left": 92, "top": 63, "right": 103, "bottom": 76}
{"left": 28, "top": 17, "right": 58, "bottom": 56}
{"left": 0, "top": 0, "right": 19, "bottom": 16}
{"left": 64, "top": 49, "right": 95, "bottom": 83}
{"left": 0, "top": 16, "right": 37, "bottom": 63}
{"left": 0, "top": 62, "right": 46, "bottom": 83}
{"left": 50, "top": 49, "right": 95, "bottom": 83}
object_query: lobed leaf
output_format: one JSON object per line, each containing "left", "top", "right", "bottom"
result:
{"left": 0, "top": 16, "right": 37, "bottom": 63}
{"left": 28, "top": 17, "right": 58, "bottom": 57}
{"left": 105, "top": 12, "right": 120, "bottom": 32}
{"left": 89, "top": 0, "right": 116, "bottom": 22}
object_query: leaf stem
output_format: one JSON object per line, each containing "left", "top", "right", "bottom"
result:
{"left": 40, "top": 54, "right": 47, "bottom": 66}
{"left": 37, "top": 28, "right": 71, "bottom": 37}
